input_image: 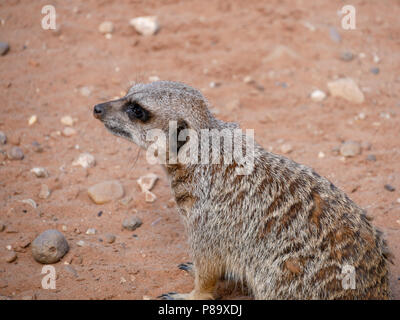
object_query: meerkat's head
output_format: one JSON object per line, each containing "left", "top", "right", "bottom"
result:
{"left": 93, "top": 81, "right": 215, "bottom": 151}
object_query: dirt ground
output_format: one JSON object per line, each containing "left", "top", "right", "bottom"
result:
{"left": 0, "top": 0, "right": 399, "bottom": 300}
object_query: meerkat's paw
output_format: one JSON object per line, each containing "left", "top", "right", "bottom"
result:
{"left": 178, "top": 262, "right": 194, "bottom": 276}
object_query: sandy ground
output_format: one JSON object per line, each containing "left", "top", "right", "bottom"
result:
{"left": 0, "top": 0, "right": 399, "bottom": 300}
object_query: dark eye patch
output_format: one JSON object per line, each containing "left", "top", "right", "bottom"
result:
{"left": 124, "top": 102, "right": 150, "bottom": 122}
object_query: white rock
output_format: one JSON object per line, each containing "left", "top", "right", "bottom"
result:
{"left": 61, "top": 116, "right": 75, "bottom": 126}
{"left": 62, "top": 225, "right": 68, "bottom": 231}
{"left": 145, "top": 191, "right": 157, "bottom": 203}
{"left": 148, "top": 76, "right": 160, "bottom": 82}
{"left": 280, "top": 143, "right": 293, "bottom": 154}
{"left": 28, "top": 115, "right": 37, "bottom": 126}
{"left": 20, "top": 199, "right": 37, "bottom": 208}
{"left": 38, "top": 184, "right": 51, "bottom": 199}
{"left": 62, "top": 127, "right": 77, "bottom": 137}
{"left": 310, "top": 90, "right": 327, "bottom": 102}
{"left": 86, "top": 228, "right": 96, "bottom": 235}
{"left": 327, "top": 78, "right": 365, "bottom": 104}
{"left": 76, "top": 240, "right": 85, "bottom": 247}
{"left": 98, "top": 21, "right": 114, "bottom": 34}
{"left": 72, "top": 152, "right": 96, "bottom": 168}
{"left": 340, "top": 141, "right": 361, "bottom": 157}
{"left": 318, "top": 151, "right": 325, "bottom": 159}
{"left": 129, "top": 16, "right": 160, "bottom": 36}
{"left": 137, "top": 173, "right": 158, "bottom": 192}
{"left": 79, "top": 86, "right": 92, "bottom": 97}
{"left": 31, "top": 167, "right": 49, "bottom": 178}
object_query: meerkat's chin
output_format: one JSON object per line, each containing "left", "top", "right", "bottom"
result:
{"left": 104, "top": 122, "right": 133, "bottom": 141}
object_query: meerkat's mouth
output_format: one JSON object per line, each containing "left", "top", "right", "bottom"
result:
{"left": 104, "top": 122, "right": 132, "bottom": 140}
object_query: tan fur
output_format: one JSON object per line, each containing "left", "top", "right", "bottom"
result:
{"left": 94, "top": 81, "right": 391, "bottom": 300}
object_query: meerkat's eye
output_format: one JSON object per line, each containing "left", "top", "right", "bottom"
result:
{"left": 125, "top": 102, "right": 149, "bottom": 122}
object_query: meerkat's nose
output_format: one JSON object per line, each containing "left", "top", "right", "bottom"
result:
{"left": 93, "top": 103, "right": 105, "bottom": 119}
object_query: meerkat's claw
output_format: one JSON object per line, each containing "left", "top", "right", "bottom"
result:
{"left": 158, "top": 292, "right": 188, "bottom": 300}
{"left": 178, "top": 262, "right": 194, "bottom": 276}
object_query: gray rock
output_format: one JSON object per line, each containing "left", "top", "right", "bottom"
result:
{"left": 329, "top": 26, "right": 341, "bottom": 43}
{"left": 370, "top": 67, "right": 380, "bottom": 75}
{"left": 0, "top": 42, "right": 9, "bottom": 56}
{"left": 122, "top": 216, "right": 142, "bottom": 231}
{"left": 104, "top": 234, "right": 116, "bottom": 244}
{"left": 384, "top": 184, "right": 395, "bottom": 192}
{"left": 64, "top": 265, "right": 78, "bottom": 277}
{"left": 0, "top": 131, "right": 6, "bottom": 144}
{"left": 31, "top": 230, "right": 69, "bottom": 264}
{"left": 31, "top": 141, "right": 43, "bottom": 153}
{"left": 340, "top": 51, "right": 354, "bottom": 62}
{"left": 340, "top": 141, "right": 361, "bottom": 157}
{"left": 366, "top": 154, "right": 377, "bottom": 162}
{"left": 7, "top": 146, "right": 24, "bottom": 160}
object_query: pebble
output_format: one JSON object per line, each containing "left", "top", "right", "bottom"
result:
{"left": 5, "top": 251, "right": 17, "bottom": 263}
{"left": 28, "top": 115, "right": 37, "bottom": 126}
{"left": 31, "top": 167, "right": 49, "bottom": 178}
{"left": 0, "top": 131, "right": 6, "bottom": 144}
{"left": 0, "top": 42, "right": 10, "bottom": 56}
{"left": 39, "top": 184, "right": 51, "bottom": 199}
{"left": 137, "top": 173, "right": 158, "bottom": 192}
{"left": 366, "top": 154, "right": 377, "bottom": 162}
{"left": 122, "top": 216, "right": 142, "bottom": 231}
{"left": 88, "top": 180, "right": 124, "bottom": 204}
{"left": 129, "top": 16, "right": 160, "bottom": 36}
{"left": 64, "top": 265, "right": 78, "bottom": 278}
{"left": 86, "top": 228, "right": 96, "bottom": 235}
{"left": 62, "top": 127, "right": 77, "bottom": 137}
{"left": 32, "top": 141, "right": 43, "bottom": 153}
{"left": 31, "top": 230, "right": 69, "bottom": 264}
{"left": 318, "top": 151, "right": 325, "bottom": 159}
{"left": 76, "top": 240, "right": 85, "bottom": 247}
{"left": 72, "top": 152, "right": 96, "bottom": 168}
{"left": 329, "top": 26, "right": 341, "bottom": 43}
{"left": 0, "top": 221, "right": 5, "bottom": 232}
{"left": 340, "top": 51, "right": 354, "bottom": 62}
{"left": 340, "top": 141, "right": 361, "bottom": 157}
{"left": 7, "top": 146, "right": 24, "bottom": 160}
{"left": 60, "top": 116, "right": 75, "bottom": 126}
{"left": 79, "top": 86, "right": 92, "bottom": 97}
{"left": 397, "top": 198, "right": 400, "bottom": 204}
{"left": 384, "top": 184, "right": 395, "bottom": 192}
{"left": 370, "top": 67, "right": 380, "bottom": 75}
{"left": 98, "top": 21, "right": 114, "bottom": 34}
{"left": 148, "top": 76, "right": 160, "bottom": 82}
{"left": 104, "top": 234, "right": 116, "bottom": 244}
{"left": 280, "top": 143, "right": 293, "bottom": 154}
{"left": 21, "top": 198, "right": 37, "bottom": 208}
{"left": 145, "top": 190, "right": 157, "bottom": 203}
{"left": 310, "top": 90, "right": 326, "bottom": 102}
{"left": 327, "top": 78, "right": 364, "bottom": 104}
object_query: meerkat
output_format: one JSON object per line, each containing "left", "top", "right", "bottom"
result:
{"left": 93, "top": 80, "right": 391, "bottom": 300}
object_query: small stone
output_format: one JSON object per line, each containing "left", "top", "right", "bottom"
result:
{"left": 86, "top": 228, "right": 96, "bottom": 235}
{"left": 370, "top": 67, "right": 380, "bottom": 75}
{"left": 98, "top": 21, "right": 114, "bottom": 34}
{"left": 209, "top": 81, "right": 221, "bottom": 88}
{"left": 329, "top": 26, "right": 341, "bottom": 43}
{"left": 122, "top": 216, "right": 142, "bottom": 231}
{"left": 21, "top": 294, "right": 36, "bottom": 300}
{"left": 31, "top": 230, "right": 69, "bottom": 264}
{"left": 397, "top": 198, "right": 400, "bottom": 204}
{"left": 64, "top": 265, "right": 78, "bottom": 277}
{"left": 0, "top": 131, "right": 6, "bottom": 144}
{"left": 384, "top": 184, "right": 395, "bottom": 192}
{"left": 7, "top": 146, "right": 24, "bottom": 160}
{"left": 79, "top": 86, "right": 92, "bottom": 97}
{"left": 31, "top": 141, "right": 43, "bottom": 153}
{"left": 327, "top": 78, "right": 365, "bottom": 104}
{"left": 21, "top": 198, "right": 37, "bottom": 208}
{"left": 0, "top": 42, "right": 10, "bottom": 55}
{"left": 62, "top": 127, "right": 76, "bottom": 137}
{"left": 340, "top": 51, "right": 354, "bottom": 62}
{"left": 340, "top": 141, "right": 361, "bottom": 157}
{"left": 318, "top": 151, "right": 325, "bottom": 159}
{"left": 104, "top": 234, "right": 116, "bottom": 244}
{"left": 76, "top": 240, "right": 85, "bottom": 247}
{"left": 280, "top": 143, "right": 293, "bottom": 154}
{"left": 137, "top": 173, "right": 158, "bottom": 192}
{"left": 60, "top": 116, "right": 75, "bottom": 126}
{"left": 62, "top": 225, "right": 67, "bottom": 231}
{"left": 31, "top": 167, "right": 49, "bottom": 178}
{"left": 243, "top": 76, "right": 254, "bottom": 84}
{"left": 0, "top": 221, "right": 5, "bottom": 232}
{"left": 366, "top": 154, "right": 377, "bottom": 162}
{"left": 5, "top": 251, "right": 17, "bottom": 263}
{"left": 129, "top": 16, "right": 160, "bottom": 36}
{"left": 39, "top": 184, "right": 51, "bottom": 199}
{"left": 72, "top": 152, "right": 96, "bottom": 168}
{"left": 28, "top": 115, "right": 37, "bottom": 126}
{"left": 310, "top": 90, "right": 327, "bottom": 102}
{"left": 148, "top": 76, "right": 160, "bottom": 82}
{"left": 88, "top": 180, "right": 124, "bottom": 204}
{"left": 145, "top": 191, "right": 157, "bottom": 203}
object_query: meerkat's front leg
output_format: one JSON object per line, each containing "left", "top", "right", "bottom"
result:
{"left": 159, "top": 262, "right": 218, "bottom": 300}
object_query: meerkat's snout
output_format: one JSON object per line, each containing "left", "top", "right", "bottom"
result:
{"left": 93, "top": 102, "right": 109, "bottom": 120}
